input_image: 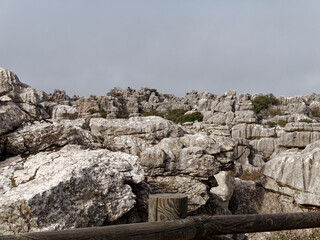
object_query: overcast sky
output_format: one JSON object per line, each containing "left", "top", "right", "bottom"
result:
{"left": 1, "top": 0, "right": 320, "bottom": 97}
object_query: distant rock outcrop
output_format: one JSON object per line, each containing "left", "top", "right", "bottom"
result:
{"left": 2, "top": 68, "right": 320, "bottom": 239}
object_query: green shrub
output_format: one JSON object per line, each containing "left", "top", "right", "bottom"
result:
{"left": 277, "top": 119, "right": 286, "bottom": 127}
{"left": 173, "top": 112, "right": 203, "bottom": 124}
{"left": 142, "top": 88, "right": 159, "bottom": 95}
{"left": 107, "top": 87, "right": 122, "bottom": 98}
{"left": 268, "top": 107, "right": 282, "bottom": 117}
{"left": 299, "top": 119, "right": 313, "bottom": 123}
{"left": 165, "top": 109, "right": 188, "bottom": 122}
{"left": 100, "top": 109, "right": 107, "bottom": 118}
{"left": 88, "top": 109, "right": 97, "bottom": 114}
{"left": 266, "top": 120, "right": 286, "bottom": 128}
{"left": 141, "top": 108, "right": 163, "bottom": 117}
{"left": 266, "top": 121, "right": 277, "bottom": 128}
{"left": 251, "top": 94, "right": 278, "bottom": 114}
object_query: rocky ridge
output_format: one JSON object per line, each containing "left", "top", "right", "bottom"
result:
{"left": 1, "top": 68, "right": 320, "bottom": 239}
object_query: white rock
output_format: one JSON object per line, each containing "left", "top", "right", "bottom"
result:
{"left": 0, "top": 145, "right": 144, "bottom": 234}
{"left": 262, "top": 141, "right": 320, "bottom": 206}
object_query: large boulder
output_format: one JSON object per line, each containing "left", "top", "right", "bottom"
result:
{"left": 0, "top": 68, "right": 48, "bottom": 121}
{"left": 0, "top": 97, "right": 29, "bottom": 135}
{"left": 0, "top": 145, "right": 144, "bottom": 235}
{"left": 4, "top": 119, "right": 97, "bottom": 155}
{"left": 0, "top": 68, "right": 47, "bottom": 105}
{"left": 232, "top": 123, "right": 276, "bottom": 139}
{"left": 90, "top": 116, "right": 185, "bottom": 154}
{"left": 50, "top": 104, "right": 79, "bottom": 120}
{"left": 262, "top": 140, "right": 320, "bottom": 206}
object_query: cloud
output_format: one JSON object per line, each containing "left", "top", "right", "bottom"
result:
{"left": 1, "top": 0, "right": 320, "bottom": 97}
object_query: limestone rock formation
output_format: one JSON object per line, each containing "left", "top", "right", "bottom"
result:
{"left": 0, "top": 145, "right": 144, "bottom": 235}
{"left": 4, "top": 119, "right": 97, "bottom": 156}
{"left": 262, "top": 140, "right": 320, "bottom": 206}
{"left": 2, "top": 68, "right": 320, "bottom": 240}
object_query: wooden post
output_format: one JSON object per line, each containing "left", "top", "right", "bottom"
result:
{"left": 148, "top": 194, "right": 188, "bottom": 222}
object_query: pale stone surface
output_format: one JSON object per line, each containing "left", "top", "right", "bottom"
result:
{"left": 262, "top": 140, "right": 320, "bottom": 206}
{"left": 210, "top": 171, "right": 235, "bottom": 204}
{"left": 0, "top": 68, "right": 47, "bottom": 104}
{"left": 232, "top": 124, "right": 276, "bottom": 139}
{"left": 249, "top": 138, "right": 277, "bottom": 159}
{"left": 140, "top": 133, "right": 235, "bottom": 177}
{"left": 284, "top": 122, "right": 320, "bottom": 132}
{"left": 90, "top": 116, "right": 185, "bottom": 142}
{"left": 75, "top": 97, "right": 100, "bottom": 117}
{"left": 0, "top": 145, "right": 144, "bottom": 235}
{"left": 232, "top": 111, "right": 257, "bottom": 124}
{"left": 278, "top": 131, "right": 320, "bottom": 148}
{"left": 51, "top": 104, "right": 78, "bottom": 120}
{"left": 4, "top": 119, "right": 97, "bottom": 155}
{"left": 205, "top": 112, "right": 235, "bottom": 125}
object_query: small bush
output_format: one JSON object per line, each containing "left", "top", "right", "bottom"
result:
{"left": 107, "top": 87, "right": 122, "bottom": 98}
{"left": 268, "top": 107, "right": 282, "bottom": 117}
{"left": 100, "top": 109, "right": 107, "bottom": 118}
{"left": 88, "top": 109, "right": 97, "bottom": 114}
{"left": 240, "top": 169, "right": 263, "bottom": 181}
{"left": 141, "top": 108, "right": 163, "bottom": 117}
{"left": 277, "top": 120, "right": 286, "bottom": 127}
{"left": 310, "top": 106, "right": 320, "bottom": 117}
{"left": 173, "top": 112, "right": 203, "bottom": 124}
{"left": 251, "top": 94, "right": 278, "bottom": 114}
{"left": 266, "top": 120, "right": 286, "bottom": 128}
{"left": 165, "top": 109, "right": 188, "bottom": 122}
{"left": 142, "top": 88, "right": 159, "bottom": 95}
{"left": 299, "top": 119, "right": 313, "bottom": 123}
{"left": 266, "top": 121, "right": 277, "bottom": 128}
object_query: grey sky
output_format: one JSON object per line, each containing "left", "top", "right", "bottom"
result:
{"left": 1, "top": 0, "right": 320, "bottom": 97}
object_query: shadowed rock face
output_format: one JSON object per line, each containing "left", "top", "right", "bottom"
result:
{"left": 2, "top": 68, "right": 320, "bottom": 239}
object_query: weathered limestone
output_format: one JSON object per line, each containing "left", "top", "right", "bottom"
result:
{"left": 210, "top": 171, "right": 235, "bottom": 205}
{"left": 90, "top": 116, "right": 185, "bottom": 142}
{"left": 262, "top": 140, "right": 320, "bottom": 206}
{"left": 0, "top": 68, "right": 49, "bottom": 125}
{"left": 140, "top": 133, "right": 235, "bottom": 177}
{"left": 0, "top": 101, "right": 28, "bottom": 135}
{"left": 4, "top": 119, "right": 97, "bottom": 155}
{"left": 50, "top": 104, "right": 79, "bottom": 120}
{"left": 232, "top": 124, "right": 276, "bottom": 139}
{"left": 0, "top": 145, "right": 144, "bottom": 235}
{"left": 249, "top": 138, "right": 277, "bottom": 159}
{"left": 278, "top": 131, "right": 320, "bottom": 148}
{"left": 0, "top": 68, "right": 47, "bottom": 104}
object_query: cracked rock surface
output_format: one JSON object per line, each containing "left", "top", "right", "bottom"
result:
{"left": 0, "top": 145, "right": 144, "bottom": 235}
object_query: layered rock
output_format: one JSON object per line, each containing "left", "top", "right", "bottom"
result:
{"left": 2, "top": 68, "right": 320, "bottom": 240}
{"left": 4, "top": 119, "right": 97, "bottom": 156}
{"left": 0, "top": 145, "right": 144, "bottom": 235}
{"left": 262, "top": 140, "right": 320, "bottom": 206}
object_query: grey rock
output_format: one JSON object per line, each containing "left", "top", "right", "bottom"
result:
{"left": 278, "top": 131, "right": 320, "bottom": 148}
{"left": 51, "top": 104, "right": 79, "bottom": 120}
{"left": 90, "top": 116, "right": 185, "bottom": 142}
{"left": 249, "top": 138, "right": 277, "bottom": 159}
{"left": 4, "top": 119, "right": 97, "bottom": 155}
{"left": 0, "top": 145, "right": 144, "bottom": 235}
{"left": 262, "top": 140, "right": 320, "bottom": 206}
{"left": 0, "top": 101, "right": 29, "bottom": 135}
{"left": 0, "top": 68, "right": 47, "bottom": 105}
{"left": 232, "top": 124, "right": 276, "bottom": 139}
